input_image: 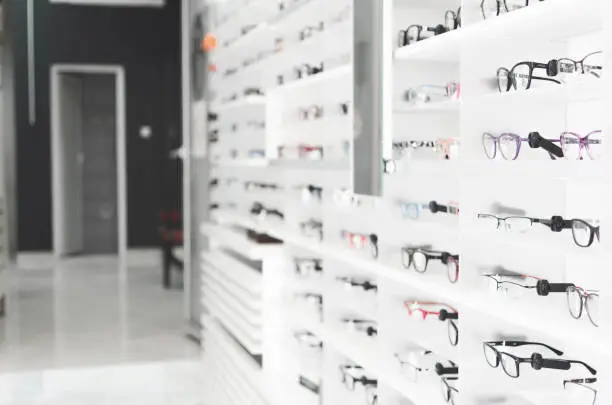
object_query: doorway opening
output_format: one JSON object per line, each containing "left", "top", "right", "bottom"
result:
{"left": 51, "top": 65, "right": 127, "bottom": 261}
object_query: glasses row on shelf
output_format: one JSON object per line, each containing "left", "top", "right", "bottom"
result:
{"left": 217, "top": 3, "right": 351, "bottom": 57}
{"left": 291, "top": 325, "right": 597, "bottom": 404}
{"left": 385, "top": 129, "right": 603, "bottom": 169}
{"left": 292, "top": 260, "right": 598, "bottom": 330}
{"left": 395, "top": 0, "right": 594, "bottom": 51}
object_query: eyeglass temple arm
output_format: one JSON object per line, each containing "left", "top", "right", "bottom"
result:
{"left": 489, "top": 341, "right": 564, "bottom": 355}
{"left": 565, "top": 378, "right": 598, "bottom": 385}
{"left": 571, "top": 360, "right": 597, "bottom": 375}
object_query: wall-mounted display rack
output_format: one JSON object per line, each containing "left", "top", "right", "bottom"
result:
{"left": 198, "top": 0, "right": 612, "bottom": 404}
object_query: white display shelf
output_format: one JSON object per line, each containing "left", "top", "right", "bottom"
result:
{"left": 269, "top": 65, "right": 351, "bottom": 94}
{"left": 199, "top": 0, "right": 612, "bottom": 403}
{"left": 202, "top": 276, "right": 262, "bottom": 325}
{"left": 465, "top": 79, "right": 603, "bottom": 106}
{"left": 211, "top": 158, "right": 270, "bottom": 168}
{"left": 395, "top": 28, "right": 463, "bottom": 62}
{"left": 461, "top": 160, "right": 611, "bottom": 181}
{"left": 203, "top": 252, "right": 263, "bottom": 298}
{"left": 395, "top": 1, "right": 600, "bottom": 63}
{"left": 206, "top": 327, "right": 269, "bottom": 405}
{"left": 201, "top": 222, "right": 282, "bottom": 261}
{"left": 296, "top": 312, "right": 445, "bottom": 405}
{"left": 202, "top": 294, "right": 263, "bottom": 354}
{"left": 211, "top": 95, "right": 266, "bottom": 112}
{"left": 393, "top": 99, "right": 460, "bottom": 113}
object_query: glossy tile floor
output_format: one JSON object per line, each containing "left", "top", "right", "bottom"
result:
{"left": 0, "top": 253, "right": 203, "bottom": 405}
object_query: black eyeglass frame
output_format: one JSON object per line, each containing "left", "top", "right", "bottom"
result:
{"left": 497, "top": 60, "right": 561, "bottom": 93}
{"left": 338, "top": 365, "right": 377, "bottom": 391}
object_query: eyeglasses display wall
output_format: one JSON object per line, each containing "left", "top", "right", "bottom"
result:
{"left": 199, "top": 0, "right": 612, "bottom": 405}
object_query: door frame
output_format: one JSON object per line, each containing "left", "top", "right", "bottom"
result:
{"left": 50, "top": 64, "right": 127, "bottom": 263}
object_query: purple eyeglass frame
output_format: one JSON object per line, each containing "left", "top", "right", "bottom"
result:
{"left": 482, "top": 132, "right": 561, "bottom": 160}
{"left": 559, "top": 130, "right": 602, "bottom": 160}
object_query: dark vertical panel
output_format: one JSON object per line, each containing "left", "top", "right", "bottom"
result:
{"left": 11, "top": 1, "right": 182, "bottom": 250}
{"left": 81, "top": 74, "right": 118, "bottom": 254}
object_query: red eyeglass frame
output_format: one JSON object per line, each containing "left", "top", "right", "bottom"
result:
{"left": 403, "top": 300, "right": 458, "bottom": 320}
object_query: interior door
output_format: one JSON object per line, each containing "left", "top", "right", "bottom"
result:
{"left": 81, "top": 74, "right": 118, "bottom": 254}
{"left": 56, "top": 74, "right": 85, "bottom": 255}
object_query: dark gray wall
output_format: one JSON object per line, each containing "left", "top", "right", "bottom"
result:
{"left": 11, "top": 1, "right": 183, "bottom": 251}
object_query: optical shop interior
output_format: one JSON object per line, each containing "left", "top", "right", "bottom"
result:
{"left": 0, "top": 0, "right": 609, "bottom": 404}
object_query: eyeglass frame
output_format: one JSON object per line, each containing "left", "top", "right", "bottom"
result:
{"left": 439, "top": 310, "right": 460, "bottom": 346}
{"left": 559, "top": 130, "right": 602, "bottom": 160}
{"left": 557, "top": 51, "right": 603, "bottom": 79}
{"left": 480, "top": 0, "right": 542, "bottom": 19}
{"left": 404, "top": 300, "right": 458, "bottom": 320}
{"left": 299, "top": 104, "right": 324, "bottom": 120}
{"left": 401, "top": 247, "right": 459, "bottom": 283}
{"left": 441, "top": 376, "right": 458, "bottom": 404}
{"left": 567, "top": 285, "right": 600, "bottom": 327}
{"left": 563, "top": 378, "right": 598, "bottom": 405}
{"left": 300, "top": 219, "right": 323, "bottom": 240}
{"left": 398, "top": 24, "right": 448, "bottom": 47}
{"left": 294, "top": 258, "right": 323, "bottom": 276}
{"left": 481, "top": 132, "right": 562, "bottom": 160}
{"left": 342, "top": 318, "right": 378, "bottom": 337}
{"left": 394, "top": 350, "right": 433, "bottom": 381}
{"left": 477, "top": 213, "right": 601, "bottom": 247}
{"left": 340, "top": 230, "right": 379, "bottom": 258}
{"left": 497, "top": 60, "right": 561, "bottom": 93}
{"left": 484, "top": 341, "right": 596, "bottom": 378}
{"left": 337, "top": 277, "right": 378, "bottom": 292}
{"left": 404, "top": 82, "right": 461, "bottom": 104}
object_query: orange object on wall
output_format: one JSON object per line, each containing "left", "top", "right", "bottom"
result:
{"left": 202, "top": 33, "right": 217, "bottom": 52}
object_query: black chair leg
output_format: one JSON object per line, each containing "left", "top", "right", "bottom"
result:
{"left": 162, "top": 242, "right": 172, "bottom": 289}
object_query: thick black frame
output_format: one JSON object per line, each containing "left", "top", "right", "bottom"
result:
{"left": 398, "top": 24, "right": 448, "bottom": 47}
{"left": 483, "top": 341, "right": 596, "bottom": 378}
{"left": 497, "top": 60, "right": 561, "bottom": 92}
{"left": 401, "top": 247, "right": 459, "bottom": 274}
